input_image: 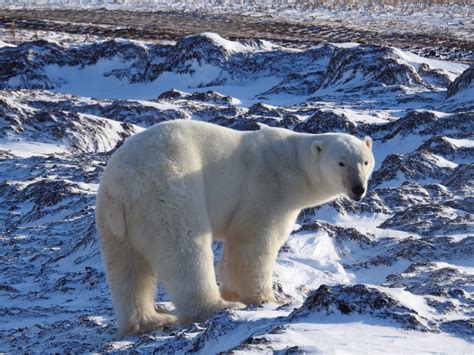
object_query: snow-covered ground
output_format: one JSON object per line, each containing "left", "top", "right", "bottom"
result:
{"left": 0, "top": 31, "right": 473, "bottom": 352}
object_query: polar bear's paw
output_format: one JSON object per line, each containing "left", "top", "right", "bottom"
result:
{"left": 240, "top": 293, "right": 277, "bottom": 305}
{"left": 220, "top": 288, "right": 240, "bottom": 302}
{"left": 207, "top": 299, "right": 246, "bottom": 319}
{"left": 219, "top": 300, "right": 246, "bottom": 311}
{"left": 121, "top": 312, "right": 177, "bottom": 336}
{"left": 178, "top": 299, "right": 246, "bottom": 327}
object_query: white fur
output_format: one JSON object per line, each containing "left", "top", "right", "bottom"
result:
{"left": 95, "top": 120, "right": 375, "bottom": 335}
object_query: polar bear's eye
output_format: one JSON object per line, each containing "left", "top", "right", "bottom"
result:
{"left": 364, "top": 161, "right": 368, "bottom": 166}
{"left": 339, "top": 162, "right": 345, "bottom": 167}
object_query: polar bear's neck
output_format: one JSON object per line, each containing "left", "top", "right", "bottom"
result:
{"left": 294, "top": 133, "right": 342, "bottom": 208}
{"left": 253, "top": 128, "right": 339, "bottom": 210}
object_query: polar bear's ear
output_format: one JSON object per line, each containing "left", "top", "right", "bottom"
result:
{"left": 311, "top": 141, "right": 324, "bottom": 156}
{"left": 364, "top": 136, "right": 372, "bottom": 150}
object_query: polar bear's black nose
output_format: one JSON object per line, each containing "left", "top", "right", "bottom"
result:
{"left": 352, "top": 185, "right": 365, "bottom": 197}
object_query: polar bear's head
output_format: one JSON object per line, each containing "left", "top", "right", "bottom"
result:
{"left": 312, "top": 134, "right": 375, "bottom": 201}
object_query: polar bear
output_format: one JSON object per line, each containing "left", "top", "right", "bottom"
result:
{"left": 95, "top": 119, "right": 375, "bottom": 335}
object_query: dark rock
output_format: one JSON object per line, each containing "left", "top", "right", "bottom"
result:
{"left": 229, "top": 120, "right": 261, "bottom": 131}
{"left": 444, "top": 196, "right": 474, "bottom": 213}
{"left": 292, "top": 220, "right": 375, "bottom": 247}
{"left": 275, "top": 345, "right": 307, "bottom": 354}
{"left": 378, "top": 204, "right": 472, "bottom": 236}
{"left": 289, "top": 284, "right": 430, "bottom": 331}
{"left": 418, "top": 63, "right": 451, "bottom": 88}
{"left": 385, "top": 262, "right": 473, "bottom": 300}
{"left": 372, "top": 150, "right": 455, "bottom": 188}
{"left": 442, "top": 164, "right": 474, "bottom": 195}
{"left": 377, "top": 111, "right": 474, "bottom": 140}
{"left": 378, "top": 110, "right": 437, "bottom": 141}
{"left": 447, "top": 65, "right": 474, "bottom": 98}
{"left": 248, "top": 102, "right": 283, "bottom": 117}
{"left": 0, "top": 284, "right": 20, "bottom": 293}
{"left": 320, "top": 46, "right": 424, "bottom": 94}
{"left": 157, "top": 89, "right": 190, "bottom": 100}
{"left": 188, "top": 91, "right": 236, "bottom": 105}
{"left": 416, "top": 136, "right": 474, "bottom": 163}
{"left": 294, "top": 109, "right": 357, "bottom": 134}
{"left": 440, "top": 319, "right": 474, "bottom": 339}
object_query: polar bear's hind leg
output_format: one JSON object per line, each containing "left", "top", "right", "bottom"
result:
{"left": 97, "top": 190, "right": 176, "bottom": 336}
{"left": 99, "top": 227, "right": 177, "bottom": 335}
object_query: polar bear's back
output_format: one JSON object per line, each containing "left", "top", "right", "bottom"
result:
{"left": 99, "top": 120, "right": 252, "bottom": 236}
{"left": 106, "top": 120, "right": 243, "bottom": 176}
{"left": 134, "top": 119, "right": 240, "bottom": 156}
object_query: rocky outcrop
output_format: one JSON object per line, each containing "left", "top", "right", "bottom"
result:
{"left": 289, "top": 284, "right": 430, "bottom": 331}
{"left": 447, "top": 65, "right": 474, "bottom": 98}
{"left": 294, "top": 110, "right": 357, "bottom": 134}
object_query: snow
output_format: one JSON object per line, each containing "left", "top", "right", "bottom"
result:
{"left": 372, "top": 134, "right": 427, "bottom": 170}
{"left": 0, "top": 139, "right": 68, "bottom": 157}
{"left": 200, "top": 32, "right": 254, "bottom": 53}
{"left": 374, "top": 286, "right": 434, "bottom": 318}
{"left": 333, "top": 42, "right": 360, "bottom": 48}
{"left": 432, "top": 154, "right": 458, "bottom": 169}
{"left": 448, "top": 83, "right": 474, "bottom": 104}
{"left": 134, "top": 99, "right": 184, "bottom": 111}
{"left": 391, "top": 47, "right": 468, "bottom": 81}
{"left": 329, "top": 107, "right": 389, "bottom": 124}
{"left": 44, "top": 57, "right": 135, "bottom": 99}
{"left": 277, "top": 230, "right": 352, "bottom": 301}
{"left": 0, "top": 29, "right": 473, "bottom": 352}
{"left": 352, "top": 261, "right": 412, "bottom": 285}
{"left": 45, "top": 59, "right": 225, "bottom": 100}
{"left": 260, "top": 321, "right": 473, "bottom": 354}
{"left": 444, "top": 137, "right": 474, "bottom": 148}
{"left": 0, "top": 40, "right": 15, "bottom": 48}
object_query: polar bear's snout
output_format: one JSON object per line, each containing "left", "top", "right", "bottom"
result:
{"left": 350, "top": 184, "right": 366, "bottom": 201}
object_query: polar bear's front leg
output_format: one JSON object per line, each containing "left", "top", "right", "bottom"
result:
{"left": 156, "top": 231, "right": 245, "bottom": 327}
{"left": 219, "top": 235, "right": 284, "bottom": 305}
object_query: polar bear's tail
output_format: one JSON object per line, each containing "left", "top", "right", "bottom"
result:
{"left": 96, "top": 184, "right": 176, "bottom": 335}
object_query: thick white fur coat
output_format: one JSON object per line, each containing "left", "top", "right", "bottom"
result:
{"left": 95, "top": 120, "right": 375, "bottom": 335}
